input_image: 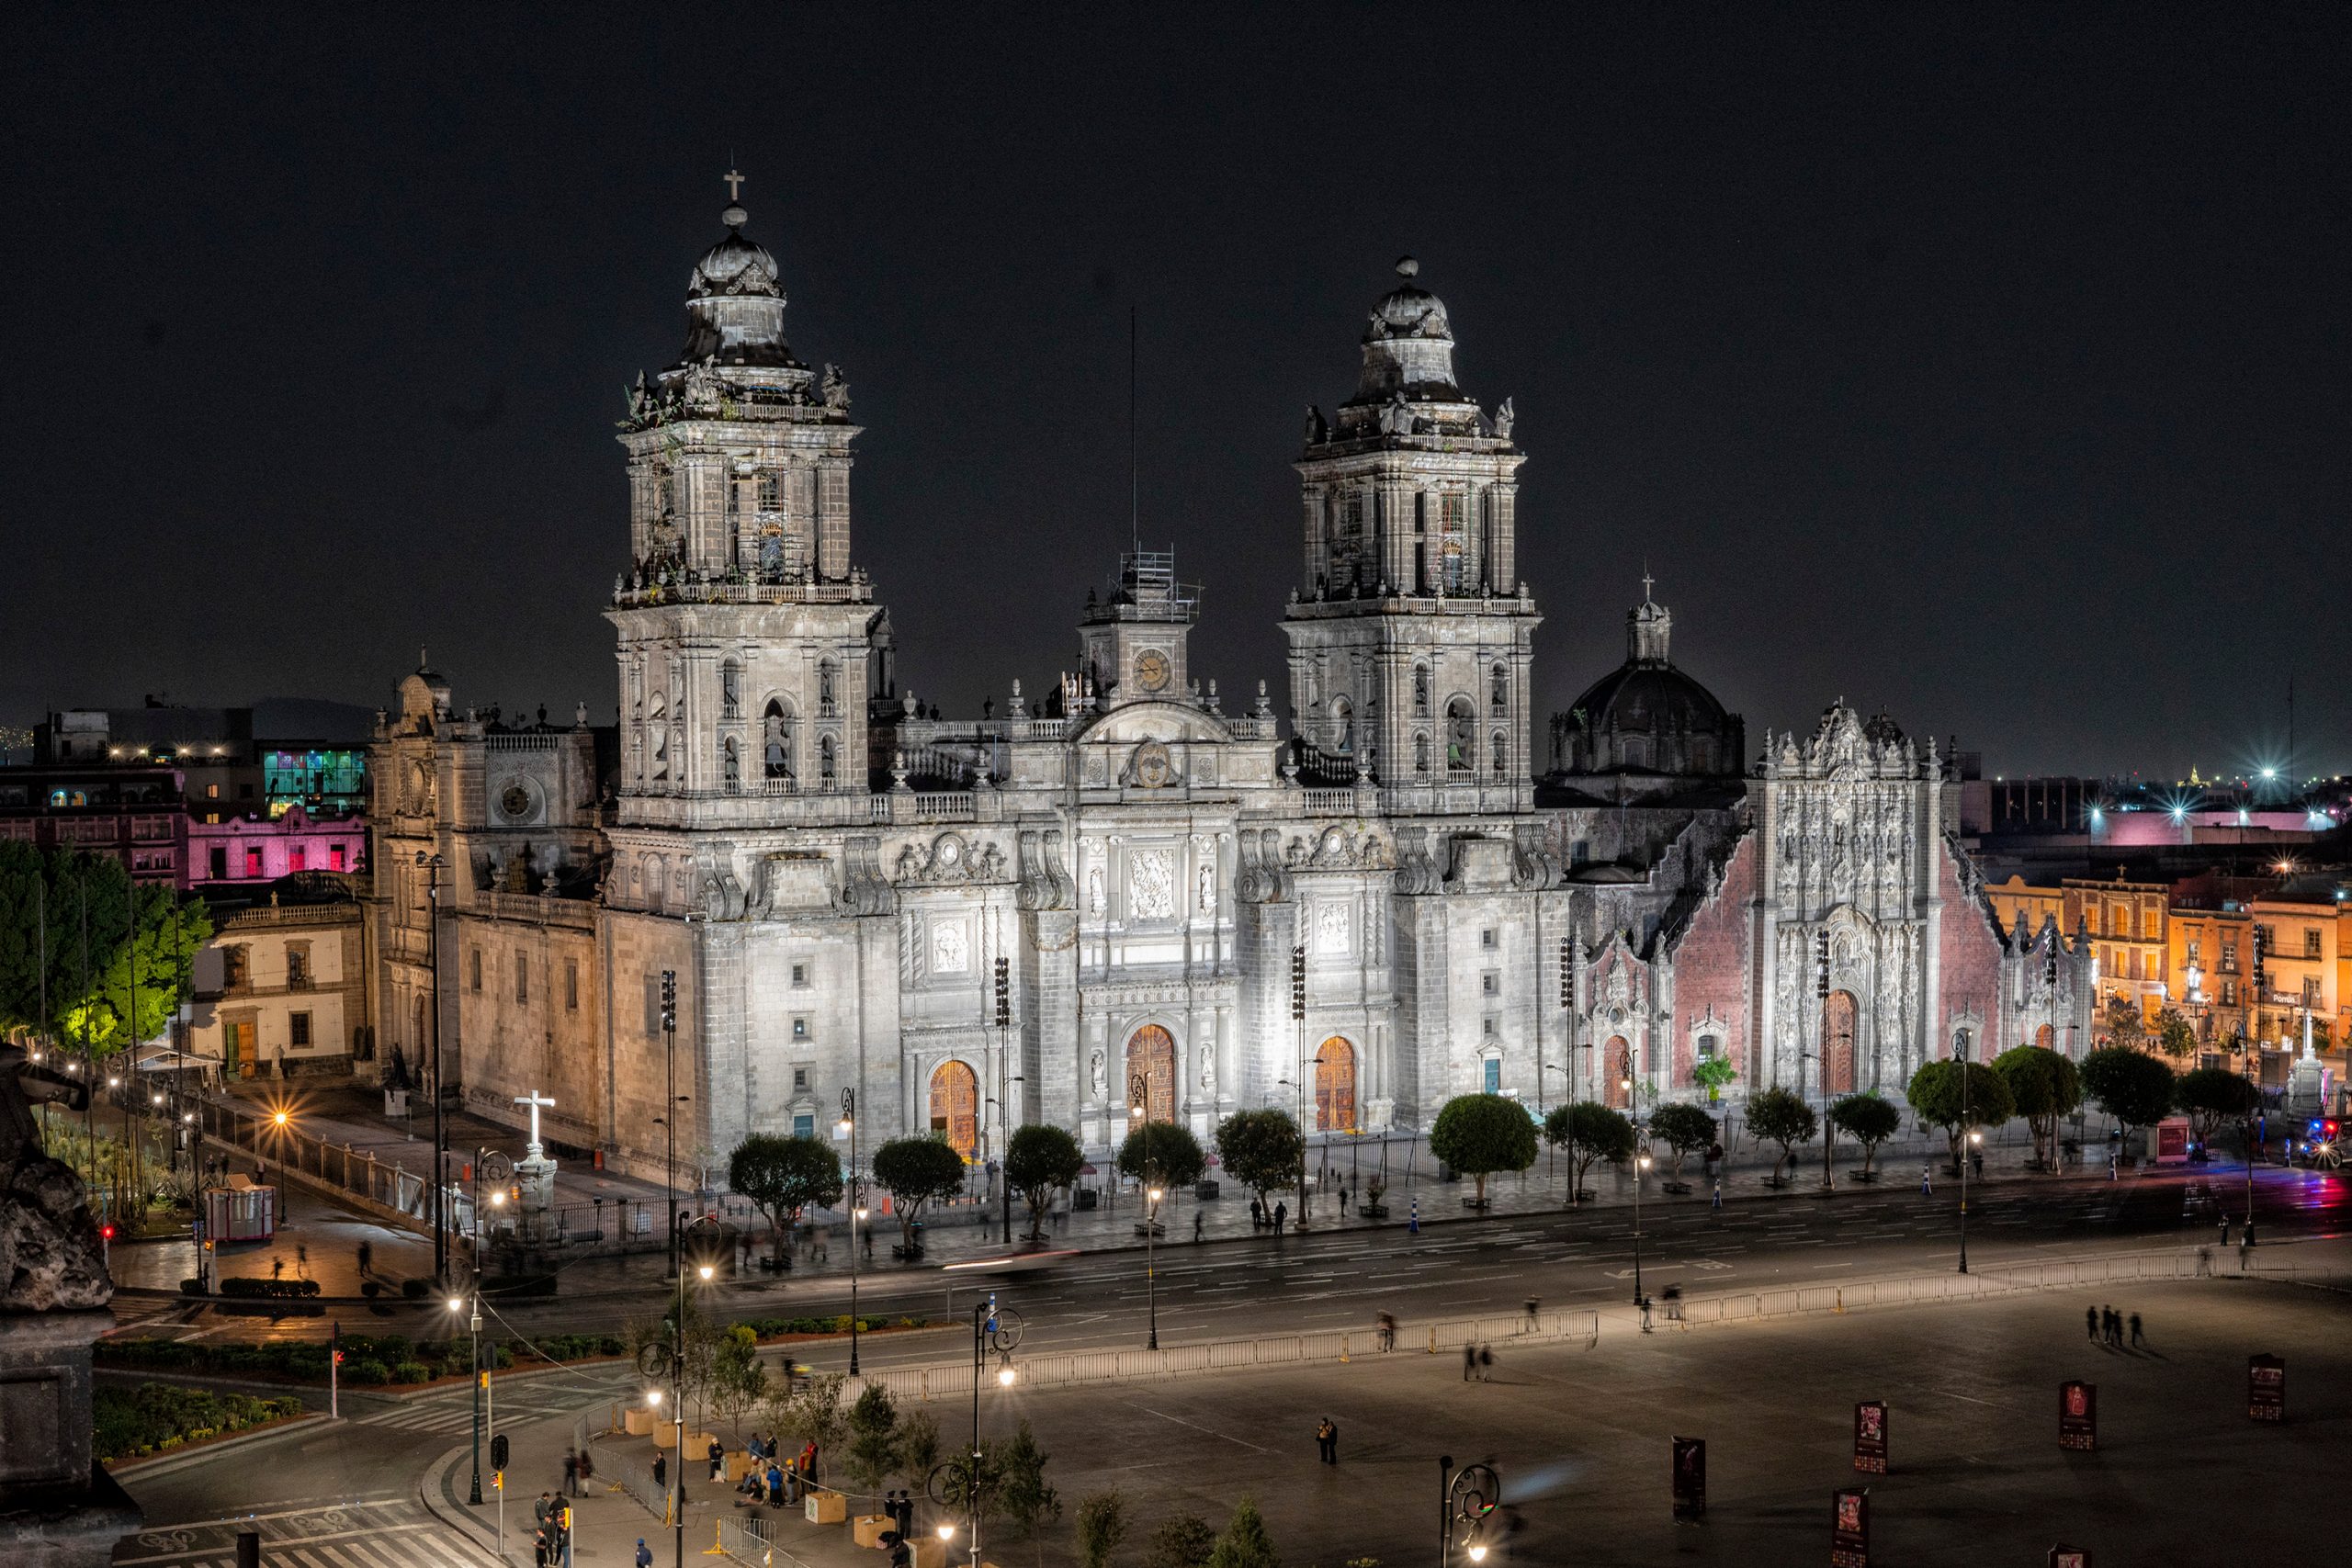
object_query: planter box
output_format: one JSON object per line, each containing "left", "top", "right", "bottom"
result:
{"left": 911, "top": 1539, "right": 947, "bottom": 1568}
{"left": 805, "top": 1489, "right": 847, "bottom": 1525}
{"left": 1460, "top": 1197, "right": 1490, "bottom": 1211}
{"left": 1073, "top": 1189, "right": 1099, "bottom": 1211}
{"left": 652, "top": 1423, "right": 679, "bottom": 1449}
{"left": 1660, "top": 1180, "right": 1692, "bottom": 1196}
{"left": 854, "top": 1514, "right": 893, "bottom": 1548}
{"left": 624, "top": 1407, "right": 656, "bottom": 1437}
{"left": 725, "top": 1452, "right": 759, "bottom": 1483}
{"left": 1358, "top": 1204, "right": 1389, "bottom": 1219}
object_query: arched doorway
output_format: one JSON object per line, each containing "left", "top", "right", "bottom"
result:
{"left": 2033, "top": 1022, "right": 2054, "bottom": 1052}
{"left": 1125, "top": 1025, "right": 1177, "bottom": 1123}
{"left": 928, "top": 1061, "right": 978, "bottom": 1160}
{"left": 1315, "top": 1037, "right": 1358, "bottom": 1134}
{"left": 1603, "top": 1036, "right": 1631, "bottom": 1109}
{"left": 1823, "top": 990, "right": 1859, "bottom": 1094}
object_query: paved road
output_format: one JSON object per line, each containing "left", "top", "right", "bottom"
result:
{"left": 111, "top": 1494, "right": 497, "bottom": 1568}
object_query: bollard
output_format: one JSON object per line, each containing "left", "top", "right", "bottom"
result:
{"left": 1340, "top": 1333, "right": 1350, "bottom": 1364}
{"left": 1835, "top": 1289, "right": 1845, "bottom": 1314}
{"left": 1428, "top": 1327, "right": 1437, "bottom": 1355}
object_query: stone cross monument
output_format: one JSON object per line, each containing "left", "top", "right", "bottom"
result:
{"left": 511, "top": 1090, "right": 559, "bottom": 1217}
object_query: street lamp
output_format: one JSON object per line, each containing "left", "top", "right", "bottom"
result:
{"left": 1128, "top": 1072, "right": 1161, "bottom": 1350}
{"left": 1619, "top": 1041, "right": 1653, "bottom": 1304}
{"left": 933, "top": 1293, "right": 1022, "bottom": 1568}
{"left": 447, "top": 1289, "right": 484, "bottom": 1505}
{"left": 1438, "top": 1456, "right": 1499, "bottom": 1568}
{"left": 1957, "top": 1035, "right": 1974, "bottom": 1275}
{"left": 414, "top": 851, "right": 447, "bottom": 1287}
{"left": 841, "top": 1089, "right": 861, "bottom": 1376}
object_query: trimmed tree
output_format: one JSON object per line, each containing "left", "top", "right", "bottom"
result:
{"left": 1078, "top": 1490, "right": 1129, "bottom": 1568}
{"left": 1205, "top": 1496, "right": 1281, "bottom": 1568}
{"left": 1214, "top": 1109, "right": 1306, "bottom": 1215}
{"left": 1645, "top": 1103, "right": 1716, "bottom": 1184}
{"left": 1904, "top": 1060, "right": 2014, "bottom": 1168}
{"left": 1990, "top": 1045, "right": 2084, "bottom": 1170}
{"left": 2174, "top": 1066, "right": 2261, "bottom": 1148}
{"left": 1691, "top": 1055, "right": 1739, "bottom": 1104}
{"left": 1828, "top": 1093, "right": 1903, "bottom": 1179}
{"left": 709, "top": 1323, "right": 768, "bottom": 1439}
{"left": 870, "top": 1134, "right": 967, "bottom": 1256}
{"left": 842, "top": 1382, "right": 902, "bottom": 1494}
{"left": 1544, "top": 1101, "right": 1634, "bottom": 1203}
{"left": 2153, "top": 1006, "right": 2199, "bottom": 1060}
{"left": 1745, "top": 1087, "right": 1818, "bottom": 1185}
{"left": 1116, "top": 1122, "right": 1206, "bottom": 1191}
{"left": 1146, "top": 1514, "right": 1219, "bottom": 1568}
{"left": 728, "top": 1134, "right": 844, "bottom": 1268}
{"left": 1004, "top": 1123, "right": 1084, "bottom": 1241}
{"left": 1430, "top": 1093, "right": 1538, "bottom": 1207}
{"left": 997, "top": 1418, "right": 1061, "bottom": 1538}
{"left": 2079, "top": 1046, "right": 2177, "bottom": 1142}
{"left": 2100, "top": 994, "right": 2148, "bottom": 1051}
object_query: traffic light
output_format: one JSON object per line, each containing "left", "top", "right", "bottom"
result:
{"left": 993, "top": 957, "right": 1011, "bottom": 1030}
{"left": 98, "top": 1223, "right": 115, "bottom": 1242}
{"left": 1290, "top": 945, "right": 1306, "bottom": 1021}
{"left": 492, "top": 1433, "right": 510, "bottom": 1469}
{"left": 331, "top": 1322, "right": 343, "bottom": 1366}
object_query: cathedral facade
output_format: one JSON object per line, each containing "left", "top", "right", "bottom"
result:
{"left": 368, "top": 192, "right": 2093, "bottom": 1185}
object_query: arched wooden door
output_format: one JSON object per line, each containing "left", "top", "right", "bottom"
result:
{"left": 1125, "top": 1025, "right": 1177, "bottom": 1123}
{"left": 928, "top": 1061, "right": 978, "bottom": 1160}
{"left": 1824, "top": 990, "right": 1859, "bottom": 1094}
{"left": 1315, "top": 1037, "right": 1358, "bottom": 1134}
{"left": 2033, "top": 1022, "right": 2054, "bottom": 1052}
{"left": 1603, "top": 1036, "right": 1631, "bottom": 1108}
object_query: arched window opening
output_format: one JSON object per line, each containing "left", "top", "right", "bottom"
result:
{"left": 722, "top": 735, "right": 740, "bottom": 790}
{"left": 819, "top": 734, "right": 838, "bottom": 787}
{"left": 1490, "top": 664, "right": 1509, "bottom": 715}
{"left": 720, "top": 661, "right": 741, "bottom": 719}
{"left": 1330, "top": 697, "right": 1354, "bottom": 754}
{"left": 1414, "top": 732, "right": 1430, "bottom": 777}
{"left": 1413, "top": 665, "right": 1430, "bottom": 717}
{"left": 819, "top": 662, "right": 840, "bottom": 717}
{"left": 763, "top": 699, "right": 795, "bottom": 781}
{"left": 1490, "top": 731, "right": 1508, "bottom": 778}
{"left": 1444, "top": 698, "right": 1475, "bottom": 774}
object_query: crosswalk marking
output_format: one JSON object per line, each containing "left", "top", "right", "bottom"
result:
{"left": 119, "top": 1499, "right": 496, "bottom": 1568}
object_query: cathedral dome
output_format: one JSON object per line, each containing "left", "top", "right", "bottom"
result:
{"left": 689, "top": 226, "right": 779, "bottom": 299}
{"left": 1349, "top": 255, "right": 1464, "bottom": 404}
{"left": 669, "top": 188, "right": 799, "bottom": 373}
{"left": 1364, "top": 259, "right": 1453, "bottom": 343}
{"left": 1549, "top": 581, "right": 1747, "bottom": 785}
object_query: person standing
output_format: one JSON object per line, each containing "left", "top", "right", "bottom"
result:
{"left": 1477, "top": 1342, "right": 1495, "bottom": 1380}
{"left": 562, "top": 1451, "right": 579, "bottom": 1496}
{"left": 1315, "top": 1417, "right": 1338, "bottom": 1464}
{"left": 636, "top": 1540, "right": 654, "bottom": 1568}
{"left": 1273, "top": 1201, "right": 1287, "bottom": 1235}
{"left": 2085, "top": 1305, "right": 2098, "bottom": 1341}
{"left": 1193, "top": 1210, "right": 1205, "bottom": 1243}
{"left": 707, "top": 1435, "right": 725, "bottom": 1482}
{"left": 356, "top": 1240, "right": 372, "bottom": 1278}
{"left": 2129, "top": 1312, "right": 2145, "bottom": 1348}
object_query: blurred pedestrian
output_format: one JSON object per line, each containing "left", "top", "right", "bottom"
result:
{"left": 1522, "top": 1297, "right": 1541, "bottom": 1332}
{"left": 1462, "top": 1342, "right": 1476, "bottom": 1381}
{"left": 1273, "top": 1201, "right": 1287, "bottom": 1235}
{"left": 1663, "top": 1284, "right": 1684, "bottom": 1324}
{"left": 562, "top": 1451, "right": 578, "bottom": 1495}
{"left": 1315, "top": 1417, "right": 1338, "bottom": 1464}
{"left": 295, "top": 1242, "right": 309, "bottom": 1279}
{"left": 1477, "top": 1342, "right": 1494, "bottom": 1380}
{"left": 1194, "top": 1211, "right": 1204, "bottom": 1243}
{"left": 1639, "top": 1296, "right": 1654, "bottom": 1335}
{"left": 636, "top": 1540, "right": 653, "bottom": 1568}
{"left": 2129, "top": 1312, "right": 2144, "bottom": 1348}
{"left": 356, "top": 1240, "right": 372, "bottom": 1277}
{"left": 2085, "top": 1305, "right": 2098, "bottom": 1340}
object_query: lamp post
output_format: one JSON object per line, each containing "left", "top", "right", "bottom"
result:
{"left": 954, "top": 1295, "right": 1021, "bottom": 1568}
{"left": 1129, "top": 1072, "right": 1160, "bottom": 1350}
{"left": 447, "top": 1289, "right": 483, "bottom": 1505}
{"left": 660, "top": 970, "right": 679, "bottom": 1281}
{"left": 414, "top": 851, "right": 447, "bottom": 1286}
{"left": 1621, "top": 1043, "right": 1651, "bottom": 1305}
{"left": 839, "top": 1089, "right": 861, "bottom": 1375}
{"left": 1437, "top": 1456, "right": 1499, "bottom": 1568}
{"left": 1957, "top": 1034, "right": 1973, "bottom": 1274}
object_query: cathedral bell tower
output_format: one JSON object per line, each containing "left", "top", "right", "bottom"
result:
{"left": 1077, "top": 549, "right": 1199, "bottom": 709}
{"left": 606, "top": 176, "right": 888, "bottom": 818}
{"left": 1284, "top": 258, "right": 1539, "bottom": 814}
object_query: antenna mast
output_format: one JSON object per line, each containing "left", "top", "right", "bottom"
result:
{"left": 1129, "top": 306, "right": 1139, "bottom": 557}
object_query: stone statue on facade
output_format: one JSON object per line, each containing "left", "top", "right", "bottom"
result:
{"left": 821, "top": 364, "right": 850, "bottom": 410}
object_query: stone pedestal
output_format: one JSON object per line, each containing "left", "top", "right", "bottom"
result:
{"left": 0, "top": 1310, "right": 142, "bottom": 1568}
{"left": 514, "top": 1148, "right": 558, "bottom": 1214}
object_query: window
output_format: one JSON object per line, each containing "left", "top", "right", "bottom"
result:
{"left": 1414, "top": 733, "right": 1430, "bottom": 777}
{"left": 1482, "top": 1016, "right": 1498, "bottom": 1038}
{"left": 223, "top": 945, "right": 249, "bottom": 987}
{"left": 1445, "top": 697, "right": 1475, "bottom": 773}
{"left": 2222, "top": 977, "right": 2238, "bottom": 1007}
{"left": 792, "top": 1016, "right": 809, "bottom": 1041}
{"left": 792, "top": 1112, "right": 814, "bottom": 1139}
{"left": 1481, "top": 929, "right": 1497, "bottom": 950}
{"left": 207, "top": 783, "right": 219, "bottom": 799}
{"left": 792, "top": 1066, "right": 809, "bottom": 1089}
{"left": 565, "top": 959, "right": 579, "bottom": 1011}
{"left": 757, "top": 472, "right": 781, "bottom": 512}
{"left": 1481, "top": 971, "right": 1498, "bottom": 996}
{"left": 791, "top": 962, "right": 809, "bottom": 988}
{"left": 820, "top": 736, "right": 837, "bottom": 786}
{"left": 289, "top": 1011, "right": 311, "bottom": 1047}
{"left": 288, "top": 847, "right": 306, "bottom": 874}
{"left": 2306, "top": 930, "right": 2324, "bottom": 960}
{"left": 1698, "top": 1033, "right": 1720, "bottom": 1061}
{"left": 245, "top": 848, "right": 265, "bottom": 878}
{"left": 329, "top": 843, "right": 345, "bottom": 872}
{"left": 209, "top": 847, "right": 228, "bottom": 880}
{"left": 1412, "top": 666, "right": 1430, "bottom": 717}
{"left": 1491, "top": 732, "right": 1508, "bottom": 778}
{"left": 2304, "top": 976, "right": 2322, "bottom": 1007}
{"left": 287, "top": 946, "right": 310, "bottom": 989}
{"left": 1490, "top": 664, "right": 1508, "bottom": 715}
{"left": 819, "top": 663, "right": 840, "bottom": 717}
{"left": 723, "top": 735, "right": 741, "bottom": 789}
{"left": 2186, "top": 938, "right": 2201, "bottom": 968}
{"left": 1329, "top": 697, "right": 1353, "bottom": 754}
{"left": 721, "top": 661, "right": 742, "bottom": 719}
{"left": 470, "top": 949, "right": 482, "bottom": 992}
{"left": 515, "top": 954, "right": 528, "bottom": 1004}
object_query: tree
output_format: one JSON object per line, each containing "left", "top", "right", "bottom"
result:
{"left": 1213, "top": 1109, "right": 1305, "bottom": 1213}
{"left": 1429, "top": 1093, "right": 1537, "bottom": 1206}
{"left": 0, "top": 844, "right": 211, "bottom": 1052}
{"left": 1904, "top": 1061, "right": 2013, "bottom": 1168}
{"left": 708, "top": 1323, "right": 768, "bottom": 1440}
{"left": 2153, "top": 1007, "right": 2199, "bottom": 1060}
{"left": 997, "top": 1418, "right": 1061, "bottom": 1538}
{"left": 1990, "top": 1046, "right": 2084, "bottom": 1169}
{"left": 870, "top": 1135, "right": 967, "bottom": 1256}
{"left": 2079, "top": 1046, "right": 2177, "bottom": 1140}
{"left": 1005, "top": 1123, "right": 1083, "bottom": 1241}
{"left": 1645, "top": 1103, "right": 1716, "bottom": 1183}
{"left": 728, "top": 1134, "right": 843, "bottom": 1268}
{"left": 765, "top": 1371, "right": 850, "bottom": 1483}
{"left": 934, "top": 1441, "right": 1006, "bottom": 1533}
{"left": 2174, "top": 1066, "right": 2260, "bottom": 1146}
{"left": 1828, "top": 1094, "right": 1903, "bottom": 1179}
{"left": 1115, "top": 1122, "right": 1205, "bottom": 1191}
{"left": 896, "top": 1409, "right": 940, "bottom": 1492}
{"left": 1544, "top": 1101, "right": 1634, "bottom": 1203}
{"left": 1205, "top": 1496, "right": 1281, "bottom": 1568}
{"left": 1077, "top": 1490, "right": 1128, "bottom": 1568}
{"left": 2100, "top": 994, "right": 2148, "bottom": 1051}
{"left": 1146, "top": 1514, "right": 1218, "bottom": 1568}
{"left": 842, "top": 1382, "right": 902, "bottom": 1494}
{"left": 1691, "top": 1055, "right": 1738, "bottom": 1103}
{"left": 1745, "top": 1087, "right": 1818, "bottom": 1185}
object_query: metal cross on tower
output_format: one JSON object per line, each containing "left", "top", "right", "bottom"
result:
{"left": 723, "top": 168, "right": 745, "bottom": 201}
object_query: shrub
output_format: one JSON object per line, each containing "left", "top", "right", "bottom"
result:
{"left": 217, "top": 1276, "right": 321, "bottom": 1299}
{"left": 345, "top": 1358, "right": 390, "bottom": 1385}
{"left": 94, "top": 1382, "right": 304, "bottom": 1464}
{"left": 400, "top": 1278, "right": 429, "bottom": 1300}
{"left": 392, "top": 1360, "right": 434, "bottom": 1384}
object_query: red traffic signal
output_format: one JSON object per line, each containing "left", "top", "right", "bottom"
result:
{"left": 98, "top": 1223, "right": 115, "bottom": 1241}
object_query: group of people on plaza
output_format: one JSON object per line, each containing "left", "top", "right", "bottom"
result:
{"left": 724, "top": 1429, "right": 821, "bottom": 1509}
{"left": 2086, "top": 1303, "right": 2148, "bottom": 1350}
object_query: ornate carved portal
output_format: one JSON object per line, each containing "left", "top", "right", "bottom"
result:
{"left": 928, "top": 1061, "right": 978, "bottom": 1160}
{"left": 1822, "top": 989, "right": 1859, "bottom": 1095}
{"left": 1125, "top": 1024, "right": 1178, "bottom": 1122}
{"left": 1315, "top": 1036, "right": 1358, "bottom": 1134}
{"left": 1603, "top": 1035, "right": 1631, "bottom": 1109}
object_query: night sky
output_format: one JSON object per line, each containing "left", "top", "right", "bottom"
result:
{"left": 7, "top": 8, "right": 2344, "bottom": 779}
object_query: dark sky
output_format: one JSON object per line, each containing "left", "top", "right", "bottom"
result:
{"left": 7, "top": 7, "right": 2344, "bottom": 780}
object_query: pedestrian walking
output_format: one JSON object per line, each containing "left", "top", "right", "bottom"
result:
{"left": 1462, "top": 1342, "right": 1476, "bottom": 1381}
{"left": 1376, "top": 1311, "right": 1396, "bottom": 1351}
{"left": 1273, "top": 1201, "right": 1287, "bottom": 1234}
{"left": 562, "top": 1451, "right": 579, "bottom": 1495}
{"left": 1711, "top": 1179, "right": 1723, "bottom": 1212}
{"left": 2102, "top": 1306, "right": 2120, "bottom": 1347}
{"left": 863, "top": 1225, "right": 874, "bottom": 1262}
{"left": 1315, "top": 1417, "right": 1338, "bottom": 1464}
{"left": 1663, "top": 1284, "right": 1684, "bottom": 1325}
{"left": 2129, "top": 1312, "right": 2144, "bottom": 1348}
{"left": 295, "top": 1243, "right": 309, "bottom": 1279}
{"left": 636, "top": 1540, "right": 653, "bottom": 1568}
{"left": 1972, "top": 1149, "right": 1984, "bottom": 1180}
{"left": 1920, "top": 1165, "right": 1933, "bottom": 1197}
{"left": 707, "top": 1436, "right": 725, "bottom": 1482}
{"left": 815, "top": 1227, "right": 829, "bottom": 1264}
{"left": 2085, "top": 1305, "right": 2098, "bottom": 1340}
{"left": 1639, "top": 1295, "right": 1654, "bottom": 1334}
{"left": 1193, "top": 1211, "right": 1205, "bottom": 1243}
{"left": 1522, "top": 1296, "right": 1541, "bottom": 1332}
{"left": 2195, "top": 1245, "right": 2212, "bottom": 1277}
{"left": 651, "top": 1452, "right": 666, "bottom": 1490}
{"left": 1478, "top": 1342, "right": 1494, "bottom": 1380}
{"left": 356, "top": 1240, "right": 372, "bottom": 1277}
{"left": 270, "top": 1254, "right": 284, "bottom": 1281}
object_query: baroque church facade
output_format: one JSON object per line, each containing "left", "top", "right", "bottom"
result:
{"left": 368, "top": 189, "right": 2095, "bottom": 1184}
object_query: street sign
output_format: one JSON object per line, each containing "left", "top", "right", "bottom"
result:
{"left": 2248, "top": 1354, "right": 2285, "bottom": 1421}
{"left": 1853, "top": 1401, "right": 1888, "bottom": 1473}
{"left": 1670, "top": 1437, "right": 1705, "bottom": 1520}
{"left": 1831, "top": 1488, "right": 1870, "bottom": 1568}
{"left": 190, "top": 1219, "right": 206, "bottom": 1246}
{"left": 2059, "top": 1381, "right": 2097, "bottom": 1450}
